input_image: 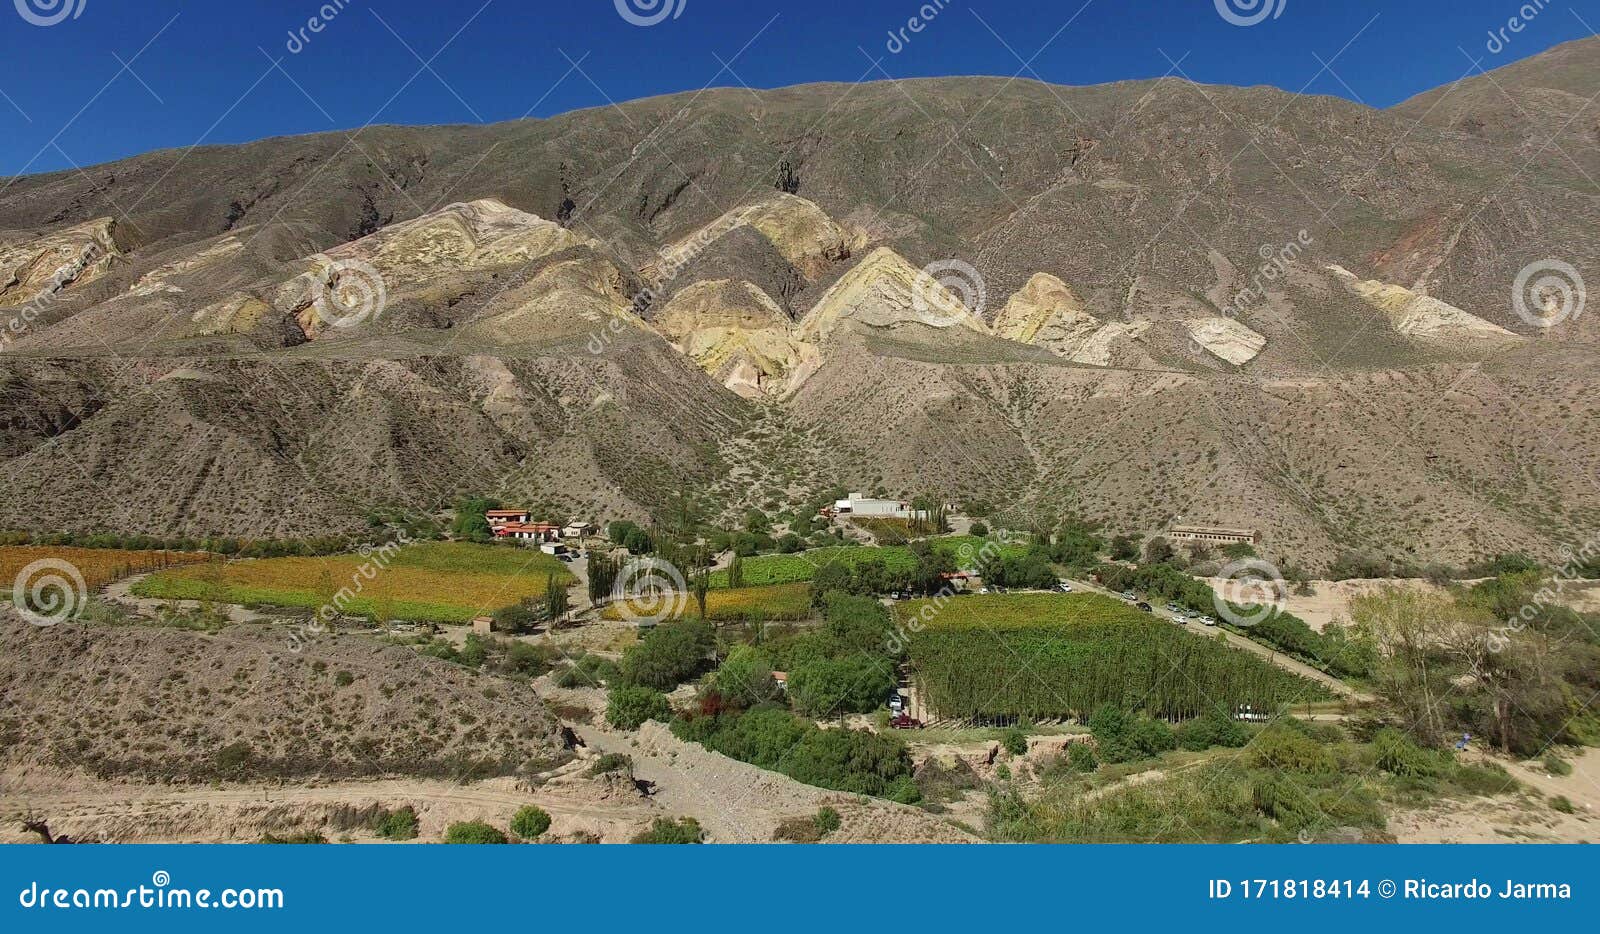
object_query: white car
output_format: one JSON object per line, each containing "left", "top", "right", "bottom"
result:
{"left": 1200, "top": 616, "right": 1217, "bottom": 627}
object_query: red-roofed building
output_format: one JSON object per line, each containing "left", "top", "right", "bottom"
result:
{"left": 495, "top": 521, "right": 562, "bottom": 544}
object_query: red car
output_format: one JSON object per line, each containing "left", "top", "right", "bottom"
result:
{"left": 890, "top": 714, "right": 923, "bottom": 730}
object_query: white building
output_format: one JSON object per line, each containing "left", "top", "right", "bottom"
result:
{"left": 830, "top": 492, "right": 928, "bottom": 521}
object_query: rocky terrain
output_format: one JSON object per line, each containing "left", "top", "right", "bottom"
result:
{"left": 2, "top": 38, "right": 1599, "bottom": 567}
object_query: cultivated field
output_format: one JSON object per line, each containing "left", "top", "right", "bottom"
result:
{"left": 709, "top": 537, "right": 1025, "bottom": 588}
{"left": 602, "top": 583, "right": 812, "bottom": 622}
{"left": 902, "top": 593, "right": 1328, "bottom": 721}
{"left": 133, "top": 542, "right": 573, "bottom": 623}
{"left": 0, "top": 545, "right": 210, "bottom": 593}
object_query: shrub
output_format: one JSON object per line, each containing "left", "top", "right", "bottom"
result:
{"left": 556, "top": 654, "right": 621, "bottom": 689}
{"left": 1551, "top": 795, "right": 1575, "bottom": 814}
{"left": 586, "top": 753, "right": 633, "bottom": 777}
{"left": 510, "top": 805, "right": 552, "bottom": 840}
{"left": 1249, "top": 724, "right": 1335, "bottom": 773}
{"left": 632, "top": 817, "right": 703, "bottom": 844}
{"left": 1130, "top": 718, "right": 1177, "bottom": 757}
{"left": 1372, "top": 729, "right": 1442, "bottom": 779}
{"left": 372, "top": 806, "right": 418, "bottom": 841}
{"left": 607, "top": 686, "right": 672, "bottom": 730}
{"left": 334, "top": 670, "right": 355, "bottom": 687}
{"left": 1544, "top": 755, "right": 1573, "bottom": 777}
{"left": 444, "top": 821, "right": 508, "bottom": 844}
{"left": 773, "top": 806, "right": 842, "bottom": 844}
{"left": 260, "top": 831, "right": 328, "bottom": 844}
{"left": 1001, "top": 726, "right": 1029, "bottom": 757}
{"left": 1176, "top": 707, "right": 1250, "bottom": 751}
{"left": 1066, "top": 742, "right": 1098, "bottom": 773}
{"left": 969, "top": 522, "right": 989, "bottom": 537}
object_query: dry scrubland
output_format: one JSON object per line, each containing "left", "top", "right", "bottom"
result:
{"left": 0, "top": 617, "right": 569, "bottom": 783}
{"left": 132, "top": 541, "right": 573, "bottom": 623}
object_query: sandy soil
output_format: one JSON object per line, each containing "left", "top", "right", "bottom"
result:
{"left": 1389, "top": 747, "right": 1600, "bottom": 843}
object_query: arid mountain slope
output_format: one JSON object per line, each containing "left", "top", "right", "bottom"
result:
{"left": 2, "top": 40, "right": 1598, "bottom": 567}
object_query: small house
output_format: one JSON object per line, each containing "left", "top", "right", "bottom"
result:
{"left": 471, "top": 616, "right": 494, "bottom": 635}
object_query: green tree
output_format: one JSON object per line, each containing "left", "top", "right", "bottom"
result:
{"left": 621, "top": 619, "right": 715, "bottom": 690}
{"left": 691, "top": 567, "right": 710, "bottom": 620}
{"left": 789, "top": 655, "right": 895, "bottom": 718}
{"left": 451, "top": 496, "right": 502, "bottom": 542}
{"left": 714, "top": 645, "right": 777, "bottom": 708}
{"left": 727, "top": 552, "right": 745, "bottom": 589}
{"left": 607, "top": 686, "right": 672, "bottom": 729}
{"left": 545, "top": 574, "right": 569, "bottom": 624}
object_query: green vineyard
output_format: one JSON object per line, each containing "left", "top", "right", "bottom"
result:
{"left": 903, "top": 594, "right": 1329, "bottom": 721}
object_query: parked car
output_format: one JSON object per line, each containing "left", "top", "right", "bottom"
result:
{"left": 1120, "top": 591, "right": 1137, "bottom": 601}
{"left": 1056, "top": 581, "right": 1074, "bottom": 593}
{"left": 1200, "top": 616, "right": 1217, "bottom": 627}
{"left": 889, "top": 714, "right": 923, "bottom": 730}
{"left": 1136, "top": 602, "right": 1153, "bottom": 613}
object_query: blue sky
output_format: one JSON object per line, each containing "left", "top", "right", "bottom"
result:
{"left": 1, "top": 0, "right": 1594, "bottom": 177}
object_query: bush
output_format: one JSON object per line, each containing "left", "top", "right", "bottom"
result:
{"left": 1087, "top": 706, "right": 1174, "bottom": 763}
{"left": 371, "top": 806, "right": 418, "bottom": 841}
{"left": 607, "top": 686, "right": 673, "bottom": 730}
{"left": 1066, "top": 742, "right": 1098, "bottom": 773}
{"left": 1249, "top": 724, "right": 1335, "bottom": 773}
{"left": 1544, "top": 755, "right": 1573, "bottom": 777}
{"left": 586, "top": 753, "right": 633, "bottom": 777}
{"left": 679, "top": 707, "right": 916, "bottom": 799}
{"left": 969, "top": 522, "right": 989, "bottom": 537}
{"left": 510, "top": 805, "right": 552, "bottom": 840}
{"left": 444, "top": 821, "right": 508, "bottom": 844}
{"left": 632, "top": 817, "right": 703, "bottom": 844}
{"left": 1551, "top": 795, "right": 1575, "bottom": 814}
{"left": 260, "top": 831, "right": 327, "bottom": 844}
{"left": 557, "top": 654, "right": 621, "bottom": 689}
{"left": 773, "top": 806, "right": 842, "bottom": 844}
{"left": 334, "top": 670, "right": 354, "bottom": 687}
{"left": 1372, "top": 729, "right": 1443, "bottom": 779}
{"left": 1001, "top": 726, "right": 1029, "bottom": 757}
{"left": 1176, "top": 707, "right": 1250, "bottom": 751}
